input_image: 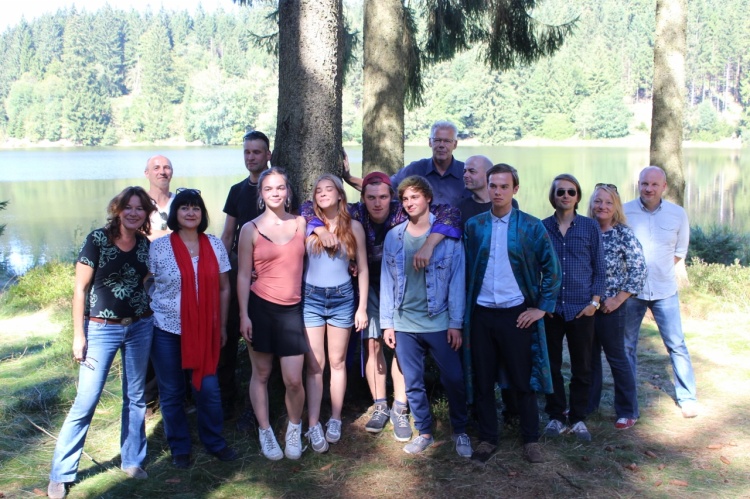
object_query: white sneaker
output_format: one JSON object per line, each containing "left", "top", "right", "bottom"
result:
{"left": 259, "top": 427, "right": 283, "bottom": 461}
{"left": 285, "top": 421, "right": 303, "bottom": 460}
{"left": 306, "top": 422, "right": 329, "bottom": 453}
{"left": 325, "top": 418, "right": 342, "bottom": 443}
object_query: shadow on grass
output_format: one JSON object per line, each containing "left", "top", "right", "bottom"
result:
{"left": 3, "top": 317, "right": 750, "bottom": 498}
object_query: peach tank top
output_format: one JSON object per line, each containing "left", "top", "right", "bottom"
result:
{"left": 250, "top": 223, "right": 305, "bottom": 305}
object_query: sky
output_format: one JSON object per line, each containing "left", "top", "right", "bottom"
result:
{"left": 1, "top": 0, "right": 241, "bottom": 31}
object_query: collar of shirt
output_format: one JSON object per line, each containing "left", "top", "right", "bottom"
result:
{"left": 429, "top": 157, "right": 462, "bottom": 178}
{"left": 637, "top": 197, "right": 663, "bottom": 213}
{"left": 490, "top": 209, "right": 512, "bottom": 225}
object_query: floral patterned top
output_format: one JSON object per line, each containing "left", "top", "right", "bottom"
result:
{"left": 78, "top": 228, "right": 151, "bottom": 319}
{"left": 601, "top": 223, "right": 648, "bottom": 299}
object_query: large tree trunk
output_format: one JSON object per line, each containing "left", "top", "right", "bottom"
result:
{"left": 362, "top": 0, "right": 405, "bottom": 176}
{"left": 650, "top": 0, "right": 687, "bottom": 206}
{"left": 272, "top": 0, "right": 344, "bottom": 201}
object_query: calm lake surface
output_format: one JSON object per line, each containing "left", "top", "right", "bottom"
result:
{"left": 0, "top": 145, "right": 747, "bottom": 276}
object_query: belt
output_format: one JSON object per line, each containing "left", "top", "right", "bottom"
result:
{"left": 87, "top": 310, "right": 153, "bottom": 326}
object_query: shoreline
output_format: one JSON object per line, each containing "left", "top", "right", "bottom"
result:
{"left": 1, "top": 135, "right": 744, "bottom": 150}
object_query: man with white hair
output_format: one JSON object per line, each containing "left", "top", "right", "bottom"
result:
{"left": 344, "top": 120, "right": 469, "bottom": 207}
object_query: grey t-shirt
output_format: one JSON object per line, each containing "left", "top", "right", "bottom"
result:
{"left": 393, "top": 230, "right": 448, "bottom": 333}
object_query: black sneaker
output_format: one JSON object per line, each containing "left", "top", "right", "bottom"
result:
{"left": 172, "top": 454, "right": 191, "bottom": 469}
{"left": 365, "top": 404, "right": 390, "bottom": 433}
{"left": 471, "top": 441, "right": 497, "bottom": 463}
{"left": 236, "top": 406, "right": 258, "bottom": 433}
{"left": 210, "top": 446, "right": 239, "bottom": 462}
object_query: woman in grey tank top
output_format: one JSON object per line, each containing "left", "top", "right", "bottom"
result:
{"left": 302, "top": 174, "right": 369, "bottom": 452}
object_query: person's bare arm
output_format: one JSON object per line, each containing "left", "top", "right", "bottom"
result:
{"left": 219, "top": 272, "right": 230, "bottom": 347}
{"left": 237, "top": 222, "right": 255, "bottom": 343}
{"left": 221, "top": 215, "right": 237, "bottom": 255}
{"left": 341, "top": 152, "right": 363, "bottom": 191}
{"left": 412, "top": 232, "right": 446, "bottom": 270}
{"left": 352, "top": 221, "right": 369, "bottom": 331}
{"left": 72, "top": 263, "right": 94, "bottom": 361}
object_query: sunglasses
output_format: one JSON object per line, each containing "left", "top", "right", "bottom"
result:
{"left": 176, "top": 187, "right": 201, "bottom": 195}
{"left": 555, "top": 188, "right": 577, "bottom": 197}
{"left": 77, "top": 357, "right": 98, "bottom": 371}
{"left": 595, "top": 183, "right": 618, "bottom": 193}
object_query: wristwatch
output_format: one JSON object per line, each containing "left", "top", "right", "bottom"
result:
{"left": 590, "top": 300, "right": 600, "bottom": 310}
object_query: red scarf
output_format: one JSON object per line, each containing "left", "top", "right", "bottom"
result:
{"left": 170, "top": 232, "right": 220, "bottom": 391}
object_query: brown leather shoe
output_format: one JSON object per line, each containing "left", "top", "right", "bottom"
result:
{"left": 523, "top": 442, "right": 544, "bottom": 463}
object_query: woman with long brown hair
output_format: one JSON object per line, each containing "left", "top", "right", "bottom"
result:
{"left": 237, "top": 167, "right": 308, "bottom": 461}
{"left": 302, "top": 174, "right": 368, "bottom": 453}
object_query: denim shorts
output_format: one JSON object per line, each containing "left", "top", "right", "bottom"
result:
{"left": 302, "top": 280, "right": 355, "bottom": 328}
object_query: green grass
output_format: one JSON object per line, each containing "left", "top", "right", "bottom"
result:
{"left": 1, "top": 261, "right": 750, "bottom": 497}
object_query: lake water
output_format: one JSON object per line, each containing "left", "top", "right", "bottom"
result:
{"left": 0, "top": 145, "right": 747, "bottom": 276}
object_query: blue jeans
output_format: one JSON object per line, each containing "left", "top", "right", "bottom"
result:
{"left": 50, "top": 317, "right": 153, "bottom": 482}
{"left": 151, "top": 327, "right": 226, "bottom": 456}
{"left": 394, "top": 330, "right": 468, "bottom": 435}
{"left": 588, "top": 307, "right": 638, "bottom": 419}
{"left": 624, "top": 294, "right": 697, "bottom": 405}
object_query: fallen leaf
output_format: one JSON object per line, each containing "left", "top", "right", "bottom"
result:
{"left": 508, "top": 471, "right": 518, "bottom": 477}
{"left": 658, "top": 464, "right": 666, "bottom": 470}
{"left": 720, "top": 456, "right": 731, "bottom": 465}
{"left": 645, "top": 450, "right": 657, "bottom": 458}
{"left": 166, "top": 478, "right": 181, "bottom": 484}
{"left": 625, "top": 463, "right": 638, "bottom": 471}
{"left": 728, "top": 442, "right": 738, "bottom": 446}
{"left": 669, "top": 479, "right": 688, "bottom": 487}
{"left": 654, "top": 480, "right": 663, "bottom": 487}
{"left": 707, "top": 444, "right": 722, "bottom": 450}
{"left": 32, "top": 490, "right": 46, "bottom": 497}
{"left": 605, "top": 445, "right": 614, "bottom": 452}
{"left": 582, "top": 456, "right": 590, "bottom": 461}
{"left": 291, "top": 466, "right": 301, "bottom": 473}
{"left": 320, "top": 463, "right": 333, "bottom": 471}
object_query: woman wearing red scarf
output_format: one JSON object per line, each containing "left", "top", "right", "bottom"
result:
{"left": 148, "top": 188, "right": 238, "bottom": 469}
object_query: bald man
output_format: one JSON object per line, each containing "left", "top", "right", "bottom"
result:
{"left": 623, "top": 166, "right": 697, "bottom": 418}
{"left": 145, "top": 155, "right": 175, "bottom": 241}
{"left": 458, "top": 156, "right": 518, "bottom": 227}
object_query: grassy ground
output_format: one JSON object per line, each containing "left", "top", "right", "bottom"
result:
{"left": 1, "top": 268, "right": 750, "bottom": 498}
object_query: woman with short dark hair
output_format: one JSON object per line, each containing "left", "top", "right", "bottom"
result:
{"left": 148, "top": 188, "right": 237, "bottom": 468}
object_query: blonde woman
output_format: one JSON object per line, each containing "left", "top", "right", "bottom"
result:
{"left": 303, "top": 174, "right": 368, "bottom": 452}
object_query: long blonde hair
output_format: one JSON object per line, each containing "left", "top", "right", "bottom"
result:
{"left": 308, "top": 174, "right": 356, "bottom": 260}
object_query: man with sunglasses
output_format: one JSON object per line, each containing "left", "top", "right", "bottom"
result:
{"left": 145, "top": 155, "right": 175, "bottom": 241}
{"left": 343, "top": 121, "right": 469, "bottom": 207}
{"left": 623, "top": 166, "right": 697, "bottom": 418}
{"left": 541, "top": 174, "right": 606, "bottom": 442}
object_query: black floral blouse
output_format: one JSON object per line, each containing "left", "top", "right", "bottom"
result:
{"left": 78, "top": 228, "right": 151, "bottom": 319}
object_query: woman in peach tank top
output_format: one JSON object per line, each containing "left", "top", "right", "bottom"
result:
{"left": 237, "top": 167, "right": 308, "bottom": 461}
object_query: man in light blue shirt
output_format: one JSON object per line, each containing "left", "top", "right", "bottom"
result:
{"left": 623, "top": 166, "right": 697, "bottom": 418}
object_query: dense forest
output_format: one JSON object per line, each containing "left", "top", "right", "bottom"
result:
{"left": 1, "top": 0, "right": 748, "bottom": 146}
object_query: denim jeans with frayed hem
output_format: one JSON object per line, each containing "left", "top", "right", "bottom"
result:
{"left": 50, "top": 317, "right": 153, "bottom": 482}
{"left": 624, "top": 293, "right": 697, "bottom": 405}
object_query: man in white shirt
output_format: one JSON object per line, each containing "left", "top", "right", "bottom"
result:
{"left": 145, "top": 155, "right": 175, "bottom": 241}
{"left": 623, "top": 166, "right": 697, "bottom": 418}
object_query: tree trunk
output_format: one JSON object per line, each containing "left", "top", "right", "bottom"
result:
{"left": 362, "top": 0, "right": 406, "bottom": 177}
{"left": 650, "top": 0, "right": 687, "bottom": 206}
{"left": 272, "top": 0, "right": 344, "bottom": 202}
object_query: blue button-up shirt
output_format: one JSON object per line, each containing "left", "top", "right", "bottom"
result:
{"left": 391, "top": 157, "right": 469, "bottom": 207}
{"left": 542, "top": 213, "right": 606, "bottom": 321}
